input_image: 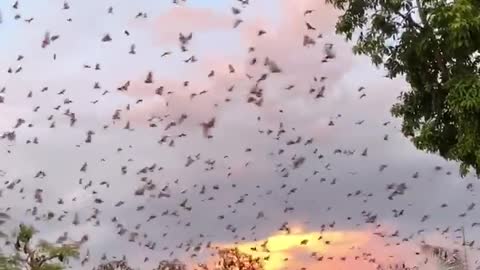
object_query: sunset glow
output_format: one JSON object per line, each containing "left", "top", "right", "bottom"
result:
{"left": 217, "top": 228, "right": 370, "bottom": 270}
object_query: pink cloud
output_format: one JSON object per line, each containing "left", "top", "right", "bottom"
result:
{"left": 118, "top": 0, "right": 368, "bottom": 143}
{"left": 152, "top": 6, "right": 233, "bottom": 45}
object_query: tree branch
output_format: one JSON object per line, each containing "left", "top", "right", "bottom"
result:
{"left": 38, "top": 254, "right": 60, "bottom": 267}
{"left": 415, "top": 0, "right": 449, "bottom": 81}
{"left": 394, "top": 10, "right": 422, "bottom": 29}
{"left": 415, "top": 0, "right": 428, "bottom": 25}
{"left": 23, "top": 241, "right": 35, "bottom": 263}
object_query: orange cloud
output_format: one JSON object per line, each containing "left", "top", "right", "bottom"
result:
{"left": 233, "top": 231, "right": 367, "bottom": 270}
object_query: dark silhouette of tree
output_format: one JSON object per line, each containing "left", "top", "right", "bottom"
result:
{"left": 94, "top": 248, "right": 264, "bottom": 270}
{"left": 94, "top": 259, "right": 187, "bottom": 270}
{"left": 94, "top": 260, "right": 135, "bottom": 270}
{"left": 376, "top": 263, "right": 419, "bottom": 270}
{"left": 214, "top": 248, "right": 264, "bottom": 270}
{"left": 155, "top": 259, "right": 187, "bottom": 270}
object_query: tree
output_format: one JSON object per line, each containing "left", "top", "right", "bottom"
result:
{"left": 420, "top": 243, "right": 467, "bottom": 270}
{"left": 0, "top": 212, "right": 10, "bottom": 238}
{"left": 95, "top": 249, "right": 262, "bottom": 270}
{"left": 0, "top": 213, "right": 19, "bottom": 270}
{"left": 0, "top": 224, "right": 80, "bottom": 270}
{"left": 376, "top": 264, "right": 418, "bottom": 270}
{"left": 326, "top": 0, "right": 480, "bottom": 176}
{"left": 214, "top": 248, "right": 264, "bottom": 270}
{"left": 93, "top": 259, "right": 188, "bottom": 270}
{"left": 94, "top": 260, "right": 135, "bottom": 270}
{"left": 155, "top": 259, "right": 187, "bottom": 270}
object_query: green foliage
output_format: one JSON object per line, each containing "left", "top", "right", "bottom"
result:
{"left": 327, "top": 0, "right": 480, "bottom": 176}
{"left": 37, "top": 240, "right": 80, "bottom": 263}
{"left": 0, "top": 255, "right": 21, "bottom": 270}
{"left": 18, "top": 224, "right": 35, "bottom": 243}
{"left": 0, "top": 212, "right": 17, "bottom": 270}
{"left": 0, "top": 212, "right": 10, "bottom": 239}
{"left": 37, "top": 264, "right": 64, "bottom": 270}
{"left": 0, "top": 224, "right": 80, "bottom": 270}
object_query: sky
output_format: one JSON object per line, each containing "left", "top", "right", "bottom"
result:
{"left": 0, "top": 0, "right": 479, "bottom": 270}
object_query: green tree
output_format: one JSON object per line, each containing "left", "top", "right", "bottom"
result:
{"left": 0, "top": 224, "right": 80, "bottom": 270}
{"left": 326, "top": 0, "right": 480, "bottom": 176}
{"left": 0, "top": 212, "right": 9, "bottom": 238}
{"left": 0, "top": 212, "right": 18, "bottom": 270}
{"left": 0, "top": 212, "right": 10, "bottom": 238}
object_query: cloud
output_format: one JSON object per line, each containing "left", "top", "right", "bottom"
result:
{"left": 153, "top": 6, "right": 233, "bottom": 45}
{"left": 2, "top": 1, "right": 480, "bottom": 270}
{"left": 122, "top": 0, "right": 356, "bottom": 137}
{"left": 209, "top": 226, "right": 420, "bottom": 270}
